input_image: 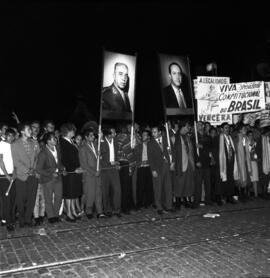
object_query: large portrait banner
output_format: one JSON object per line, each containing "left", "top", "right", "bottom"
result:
{"left": 101, "top": 51, "right": 136, "bottom": 120}
{"left": 159, "top": 54, "right": 194, "bottom": 116}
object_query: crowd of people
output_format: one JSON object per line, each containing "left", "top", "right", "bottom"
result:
{"left": 0, "top": 118, "right": 270, "bottom": 232}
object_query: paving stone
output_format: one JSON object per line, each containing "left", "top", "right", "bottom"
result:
{"left": 1, "top": 200, "right": 270, "bottom": 277}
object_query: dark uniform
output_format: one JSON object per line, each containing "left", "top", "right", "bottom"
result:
{"left": 102, "top": 83, "right": 131, "bottom": 113}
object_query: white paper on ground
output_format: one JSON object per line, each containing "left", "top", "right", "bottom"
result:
{"left": 203, "top": 213, "right": 220, "bottom": 218}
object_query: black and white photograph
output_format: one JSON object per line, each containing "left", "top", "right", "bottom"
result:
{"left": 1, "top": 1, "right": 270, "bottom": 278}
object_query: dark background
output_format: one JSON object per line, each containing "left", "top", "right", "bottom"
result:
{"left": 1, "top": 0, "right": 269, "bottom": 127}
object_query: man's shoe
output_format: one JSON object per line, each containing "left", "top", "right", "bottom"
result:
{"left": 166, "top": 208, "right": 176, "bottom": 213}
{"left": 174, "top": 202, "right": 182, "bottom": 210}
{"left": 157, "top": 210, "right": 164, "bottom": 215}
{"left": 54, "top": 217, "right": 60, "bottom": 223}
{"left": 39, "top": 216, "right": 44, "bottom": 224}
{"left": 184, "top": 201, "right": 192, "bottom": 208}
{"left": 113, "top": 213, "right": 122, "bottom": 218}
{"left": 227, "top": 197, "right": 237, "bottom": 204}
{"left": 73, "top": 214, "right": 82, "bottom": 220}
{"left": 6, "top": 224, "right": 15, "bottom": 232}
{"left": 48, "top": 218, "right": 55, "bottom": 224}
{"left": 34, "top": 218, "right": 41, "bottom": 226}
{"left": 217, "top": 200, "right": 223, "bottom": 206}
{"left": 86, "top": 214, "right": 93, "bottom": 219}
{"left": 97, "top": 213, "right": 106, "bottom": 219}
{"left": 190, "top": 203, "right": 199, "bottom": 209}
{"left": 105, "top": 212, "right": 112, "bottom": 218}
{"left": 66, "top": 216, "right": 76, "bottom": 222}
{"left": 24, "top": 222, "right": 33, "bottom": 227}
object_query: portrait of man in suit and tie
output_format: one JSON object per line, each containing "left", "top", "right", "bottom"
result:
{"left": 101, "top": 51, "right": 136, "bottom": 120}
{"left": 160, "top": 54, "right": 194, "bottom": 115}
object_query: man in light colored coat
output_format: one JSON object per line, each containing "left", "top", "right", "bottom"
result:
{"left": 11, "top": 122, "right": 40, "bottom": 227}
{"left": 79, "top": 128, "right": 105, "bottom": 219}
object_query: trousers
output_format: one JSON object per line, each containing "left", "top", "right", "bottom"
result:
{"left": 16, "top": 176, "right": 38, "bottom": 225}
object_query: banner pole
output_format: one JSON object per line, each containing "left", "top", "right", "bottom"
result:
{"left": 186, "top": 56, "right": 199, "bottom": 156}
{"left": 97, "top": 124, "right": 102, "bottom": 172}
{"left": 130, "top": 124, "right": 134, "bottom": 149}
{"left": 165, "top": 122, "right": 172, "bottom": 163}
{"left": 97, "top": 49, "right": 105, "bottom": 172}
{"left": 130, "top": 52, "right": 138, "bottom": 149}
{"left": 5, "top": 179, "right": 14, "bottom": 196}
{"left": 194, "top": 120, "right": 199, "bottom": 156}
{"left": 158, "top": 53, "right": 172, "bottom": 163}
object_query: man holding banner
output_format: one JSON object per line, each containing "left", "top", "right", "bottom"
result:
{"left": 217, "top": 122, "right": 239, "bottom": 204}
{"left": 100, "top": 128, "right": 122, "bottom": 217}
{"left": 0, "top": 128, "right": 16, "bottom": 231}
{"left": 98, "top": 51, "right": 137, "bottom": 216}
{"left": 147, "top": 125, "right": 175, "bottom": 215}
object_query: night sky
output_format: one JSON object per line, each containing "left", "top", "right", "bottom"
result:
{"left": 1, "top": 1, "right": 269, "bottom": 128}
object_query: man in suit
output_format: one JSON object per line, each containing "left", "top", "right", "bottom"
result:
{"left": 79, "top": 128, "right": 105, "bottom": 219}
{"left": 163, "top": 62, "right": 192, "bottom": 109}
{"left": 36, "top": 132, "right": 64, "bottom": 224}
{"left": 100, "top": 128, "right": 122, "bottom": 217}
{"left": 135, "top": 129, "right": 154, "bottom": 209}
{"left": 11, "top": 122, "right": 40, "bottom": 227}
{"left": 147, "top": 125, "right": 175, "bottom": 214}
{"left": 102, "top": 62, "right": 131, "bottom": 113}
{"left": 192, "top": 121, "right": 213, "bottom": 208}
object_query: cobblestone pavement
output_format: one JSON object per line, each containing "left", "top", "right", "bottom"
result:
{"left": 0, "top": 199, "right": 270, "bottom": 277}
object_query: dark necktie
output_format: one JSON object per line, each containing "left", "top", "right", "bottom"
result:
{"left": 124, "top": 93, "right": 131, "bottom": 112}
{"left": 227, "top": 138, "right": 233, "bottom": 160}
{"left": 158, "top": 138, "right": 163, "bottom": 152}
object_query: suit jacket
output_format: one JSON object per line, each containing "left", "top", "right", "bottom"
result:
{"left": 36, "top": 146, "right": 64, "bottom": 184}
{"left": 134, "top": 142, "right": 148, "bottom": 165}
{"left": 147, "top": 136, "right": 174, "bottom": 174}
{"left": 59, "top": 137, "right": 80, "bottom": 172}
{"left": 100, "top": 138, "right": 119, "bottom": 168}
{"left": 11, "top": 138, "right": 40, "bottom": 181}
{"left": 102, "top": 83, "right": 131, "bottom": 112}
{"left": 175, "top": 134, "right": 197, "bottom": 176}
{"left": 196, "top": 133, "right": 212, "bottom": 168}
{"left": 163, "top": 84, "right": 192, "bottom": 109}
{"left": 79, "top": 142, "right": 98, "bottom": 177}
{"left": 174, "top": 134, "right": 183, "bottom": 176}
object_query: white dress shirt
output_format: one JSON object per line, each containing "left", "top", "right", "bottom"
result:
{"left": 172, "top": 85, "right": 187, "bottom": 108}
{"left": 106, "top": 138, "right": 115, "bottom": 163}
{"left": 88, "top": 142, "right": 97, "bottom": 159}
{"left": 47, "top": 146, "right": 58, "bottom": 164}
{"left": 0, "top": 141, "right": 14, "bottom": 175}
{"left": 63, "top": 137, "right": 73, "bottom": 144}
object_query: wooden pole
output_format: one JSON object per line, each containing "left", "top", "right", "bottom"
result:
{"left": 130, "top": 53, "right": 138, "bottom": 149}
{"left": 97, "top": 49, "right": 105, "bottom": 172}
{"left": 165, "top": 122, "right": 172, "bottom": 163}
